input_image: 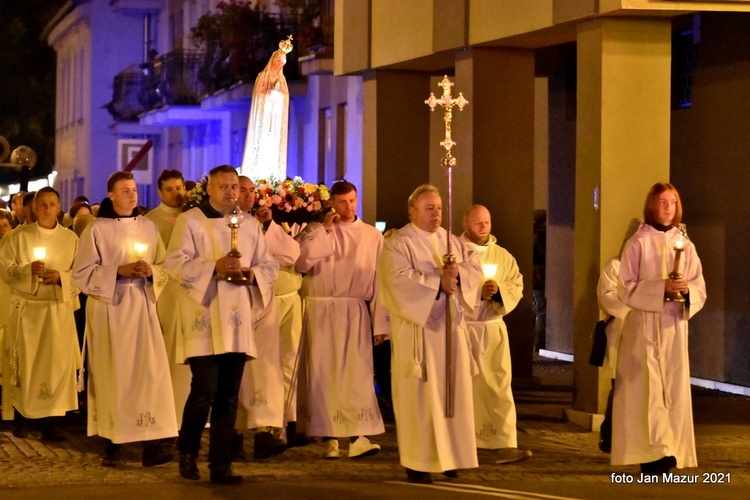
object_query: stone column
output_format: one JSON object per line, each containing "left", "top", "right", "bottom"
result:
{"left": 362, "top": 70, "right": 432, "bottom": 228}
{"left": 454, "top": 48, "right": 537, "bottom": 383}
{"left": 574, "top": 18, "right": 672, "bottom": 415}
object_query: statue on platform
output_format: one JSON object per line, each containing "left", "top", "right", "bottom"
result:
{"left": 240, "top": 36, "right": 293, "bottom": 180}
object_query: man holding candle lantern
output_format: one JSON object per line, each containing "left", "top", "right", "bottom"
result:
{"left": 166, "top": 165, "right": 278, "bottom": 484}
{"left": 73, "top": 172, "right": 176, "bottom": 468}
{"left": 458, "top": 205, "right": 532, "bottom": 465}
{"left": 0, "top": 187, "right": 80, "bottom": 440}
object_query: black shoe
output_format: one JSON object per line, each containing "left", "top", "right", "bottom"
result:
{"left": 101, "top": 441, "right": 121, "bottom": 467}
{"left": 405, "top": 468, "right": 432, "bottom": 484}
{"left": 230, "top": 432, "right": 246, "bottom": 461}
{"left": 442, "top": 470, "right": 458, "bottom": 479}
{"left": 210, "top": 468, "right": 244, "bottom": 485}
{"left": 253, "top": 430, "right": 286, "bottom": 459}
{"left": 598, "top": 440, "right": 611, "bottom": 454}
{"left": 41, "top": 418, "right": 65, "bottom": 442}
{"left": 179, "top": 453, "right": 200, "bottom": 480}
{"left": 640, "top": 456, "right": 676, "bottom": 475}
{"left": 285, "top": 422, "right": 312, "bottom": 448}
{"left": 142, "top": 440, "right": 173, "bottom": 467}
{"left": 12, "top": 411, "right": 28, "bottom": 438}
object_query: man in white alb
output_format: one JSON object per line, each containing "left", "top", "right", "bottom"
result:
{"left": 73, "top": 172, "right": 176, "bottom": 468}
{"left": 296, "top": 180, "right": 385, "bottom": 459}
{"left": 377, "top": 184, "right": 482, "bottom": 483}
{"left": 1, "top": 187, "right": 80, "bottom": 441}
{"left": 146, "top": 168, "right": 192, "bottom": 426}
{"left": 233, "top": 175, "right": 293, "bottom": 459}
{"left": 166, "top": 165, "right": 278, "bottom": 484}
{"left": 459, "top": 205, "right": 532, "bottom": 464}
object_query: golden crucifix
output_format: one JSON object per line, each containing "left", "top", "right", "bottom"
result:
{"left": 425, "top": 75, "right": 468, "bottom": 418}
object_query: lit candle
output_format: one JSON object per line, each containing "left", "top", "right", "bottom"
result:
{"left": 674, "top": 236, "right": 684, "bottom": 250}
{"left": 133, "top": 242, "right": 149, "bottom": 259}
{"left": 482, "top": 263, "right": 498, "bottom": 280}
{"left": 229, "top": 215, "right": 239, "bottom": 225}
{"left": 375, "top": 221, "right": 386, "bottom": 233}
{"left": 32, "top": 247, "right": 46, "bottom": 261}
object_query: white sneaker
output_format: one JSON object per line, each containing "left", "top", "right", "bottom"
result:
{"left": 323, "top": 439, "right": 339, "bottom": 459}
{"left": 348, "top": 436, "right": 380, "bottom": 458}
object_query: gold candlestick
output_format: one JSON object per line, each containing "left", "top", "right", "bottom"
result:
{"left": 215, "top": 202, "right": 249, "bottom": 283}
{"left": 665, "top": 226, "right": 687, "bottom": 303}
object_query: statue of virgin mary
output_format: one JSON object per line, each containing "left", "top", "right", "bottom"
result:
{"left": 240, "top": 36, "right": 293, "bottom": 180}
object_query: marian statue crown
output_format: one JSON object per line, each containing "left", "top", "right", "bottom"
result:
{"left": 279, "top": 35, "right": 294, "bottom": 54}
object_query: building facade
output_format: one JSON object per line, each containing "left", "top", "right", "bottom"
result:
{"left": 46, "top": 0, "right": 750, "bottom": 416}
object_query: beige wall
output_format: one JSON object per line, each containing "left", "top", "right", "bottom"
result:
{"left": 371, "top": 0, "right": 434, "bottom": 68}
{"left": 469, "top": 0, "right": 553, "bottom": 45}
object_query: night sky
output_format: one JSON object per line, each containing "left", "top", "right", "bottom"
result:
{"left": 0, "top": 0, "right": 68, "bottom": 184}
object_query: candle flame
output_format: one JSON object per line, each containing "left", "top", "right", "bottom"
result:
{"left": 134, "top": 242, "right": 149, "bottom": 259}
{"left": 674, "top": 238, "right": 684, "bottom": 250}
{"left": 482, "top": 263, "right": 498, "bottom": 280}
{"left": 32, "top": 247, "right": 46, "bottom": 261}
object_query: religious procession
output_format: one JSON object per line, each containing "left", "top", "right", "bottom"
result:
{"left": 0, "top": 6, "right": 710, "bottom": 491}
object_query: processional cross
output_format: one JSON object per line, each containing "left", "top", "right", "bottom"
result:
{"left": 425, "top": 75, "right": 468, "bottom": 418}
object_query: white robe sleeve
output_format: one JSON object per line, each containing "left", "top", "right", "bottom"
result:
{"left": 598, "top": 258, "right": 629, "bottom": 320}
{"left": 295, "top": 223, "right": 335, "bottom": 273}
{"left": 377, "top": 234, "right": 443, "bottom": 328}
{"left": 54, "top": 237, "right": 80, "bottom": 304}
{"left": 72, "top": 224, "right": 119, "bottom": 303}
{"left": 453, "top": 237, "right": 482, "bottom": 314}
{"left": 165, "top": 214, "right": 217, "bottom": 307}
{"left": 618, "top": 237, "right": 666, "bottom": 313}
{"left": 247, "top": 221, "right": 279, "bottom": 309}
{"left": 0, "top": 243, "right": 40, "bottom": 296}
{"left": 148, "top": 228, "right": 169, "bottom": 302}
{"left": 683, "top": 242, "right": 707, "bottom": 319}
{"left": 264, "top": 220, "right": 299, "bottom": 267}
{"left": 492, "top": 248, "right": 523, "bottom": 317}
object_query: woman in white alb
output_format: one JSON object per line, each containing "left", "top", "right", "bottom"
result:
{"left": 613, "top": 183, "right": 706, "bottom": 475}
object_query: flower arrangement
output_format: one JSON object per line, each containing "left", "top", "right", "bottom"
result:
{"left": 255, "top": 176, "right": 330, "bottom": 224}
{"left": 183, "top": 175, "right": 208, "bottom": 210}
{"left": 183, "top": 175, "right": 329, "bottom": 225}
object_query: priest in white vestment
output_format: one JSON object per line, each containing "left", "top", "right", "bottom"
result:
{"left": 296, "top": 181, "right": 385, "bottom": 460}
{"left": 458, "top": 205, "right": 532, "bottom": 465}
{"left": 613, "top": 183, "right": 706, "bottom": 475}
{"left": 377, "top": 184, "right": 482, "bottom": 484}
{"left": 146, "top": 169, "right": 192, "bottom": 427}
{"left": 0, "top": 188, "right": 80, "bottom": 441}
{"left": 234, "top": 176, "right": 291, "bottom": 459}
{"left": 166, "top": 165, "right": 278, "bottom": 485}
{"left": 73, "top": 172, "right": 176, "bottom": 468}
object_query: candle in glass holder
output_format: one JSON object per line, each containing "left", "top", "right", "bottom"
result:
{"left": 133, "top": 242, "right": 149, "bottom": 259}
{"left": 482, "top": 263, "right": 498, "bottom": 280}
{"left": 32, "top": 247, "right": 46, "bottom": 261}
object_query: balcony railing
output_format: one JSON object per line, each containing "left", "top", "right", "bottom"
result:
{"left": 105, "top": 65, "right": 149, "bottom": 122}
{"left": 152, "top": 50, "right": 205, "bottom": 106}
{"left": 106, "top": 1, "right": 335, "bottom": 121}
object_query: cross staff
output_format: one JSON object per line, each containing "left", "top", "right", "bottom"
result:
{"left": 425, "top": 75, "right": 468, "bottom": 418}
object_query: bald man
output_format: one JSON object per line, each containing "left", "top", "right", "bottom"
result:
{"left": 459, "top": 205, "right": 532, "bottom": 465}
